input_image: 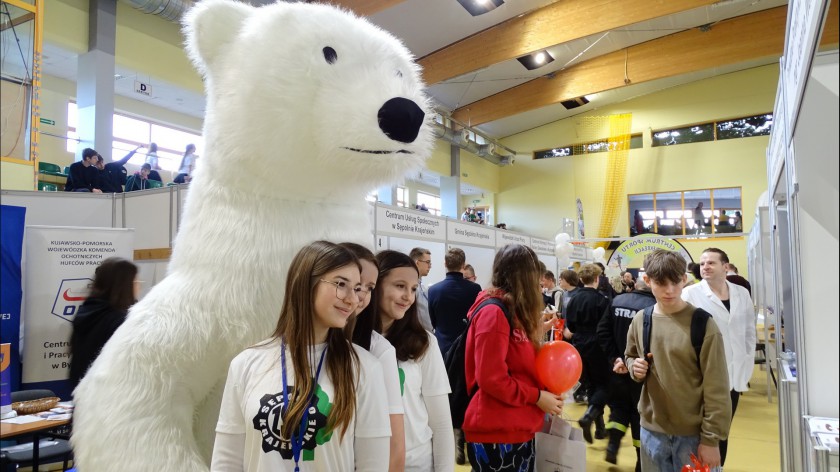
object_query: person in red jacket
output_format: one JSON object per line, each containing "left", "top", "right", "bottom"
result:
{"left": 463, "top": 244, "right": 564, "bottom": 471}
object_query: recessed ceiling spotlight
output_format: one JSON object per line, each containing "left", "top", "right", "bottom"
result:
{"left": 457, "top": 0, "right": 504, "bottom": 16}
{"left": 516, "top": 50, "right": 555, "bottom": 70}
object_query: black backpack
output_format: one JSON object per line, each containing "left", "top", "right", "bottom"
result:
{"left": 444, "top": 298, "right": 512, "bottom": 429}
{"left": 642, "top": 305, "right": 712, "bottom": 371}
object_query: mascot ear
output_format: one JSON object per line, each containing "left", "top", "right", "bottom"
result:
{"left": 183, "top": 0, "right": 253, "bottom": 74}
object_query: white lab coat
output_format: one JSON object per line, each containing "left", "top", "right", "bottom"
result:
{"left": 682, "top": 280, "right": 756, "bottom": 392}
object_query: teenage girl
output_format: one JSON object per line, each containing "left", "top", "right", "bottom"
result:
{"left": 463, "top": 244, "right": 564, "bottom": 471}
{"left": 353, "top": 250, "right": 455, "bottom": 472}
{"left": 211, "top": 241, "right": 391, "bottom": 471}
{"left": 340, "top": 242, "right": 406, "bottom": 472}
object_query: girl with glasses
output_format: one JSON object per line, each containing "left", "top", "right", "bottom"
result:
{"left": 352, "top": 250, "right": 454, "bottom": 472}
{"left": 211, "top": 241, "right": 391, "bottom": 471}
{"left": 340, "top": 242, "right": 406, "bottom": 472}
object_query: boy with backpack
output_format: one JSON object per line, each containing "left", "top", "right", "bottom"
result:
{"left": 625, "top": 249, "right": 731, "bottom": 471}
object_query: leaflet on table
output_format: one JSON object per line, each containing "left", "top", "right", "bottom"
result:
{"left": 807, "top": 417, "right": 839, "bottom": 434}
{"left": 815, "top": 433, "right": 839, "bottom": 451}
{"left": 31, "top": 411, "right": 71, "bottom": 421}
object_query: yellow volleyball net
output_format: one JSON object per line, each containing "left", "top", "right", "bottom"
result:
{"left": 572, "top": 113, "right": 632, "bottom": 248}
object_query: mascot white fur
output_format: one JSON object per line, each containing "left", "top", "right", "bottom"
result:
{"left": 71, "top": 1, "right": 433, "bottom": 470}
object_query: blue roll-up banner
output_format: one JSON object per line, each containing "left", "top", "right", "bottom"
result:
{"left": 1, "top": 205, "right": 26, "bottom": 400}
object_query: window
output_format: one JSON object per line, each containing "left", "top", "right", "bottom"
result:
{"left": 652, "top": 113, "right": 772, "bottom": 147}
{"left": 716, "top": 114, "right": 773, "bottom": 140}
{"left": 416, "top": 191, "right": 441, "bottom": 216}
{"left": 396, "top": 187, "right": 408, "bottom": 208}
{"left": 628, "top": 187, "right": 742, "bottom": 236}
{"left": 533, "top": 134, "right": 642, "bottom": 159}
{"left": 66, "top": 102, "right": 203, "bottom": 172}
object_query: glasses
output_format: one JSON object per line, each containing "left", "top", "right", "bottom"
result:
{"left": 418, "top": 259, "right": 432, "bottom": 265}
{"left": 357, "top": 286, "right": 375, "bottom": 301}
{"left": 319, "top": 279, "right": 362, "bottom": 301}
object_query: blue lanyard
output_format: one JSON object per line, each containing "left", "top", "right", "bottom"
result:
{"left": 281, "top": 339, "right": 327, "bottom": 472}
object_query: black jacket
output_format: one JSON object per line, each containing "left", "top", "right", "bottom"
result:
{"left": 597, "top": 289, "right": 656, "bottom": 363}
{"left": 69, "top": 297, "right": 128, "bottom": 390}
{"left": 565, "top": 287, "right": 610, "bottom": 340}
{"left": 64, "top": 162, "right": 97, "bottom": 191}
{"left": 428, "top": 271, "right": 482, "bottom": 355}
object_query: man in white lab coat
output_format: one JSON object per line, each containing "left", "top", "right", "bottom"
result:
{"left": 682, "top": 247, "right": 756, "bottom": 467}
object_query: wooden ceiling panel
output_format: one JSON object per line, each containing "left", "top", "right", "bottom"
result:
{"left": 326, "top": 0, "right": 407, "bottom": 17}
{"left": 452, "top": 6, "right": 795, "bottom": 126}
{"left": 418, "top": 0, "right": 720, "bottom": 85}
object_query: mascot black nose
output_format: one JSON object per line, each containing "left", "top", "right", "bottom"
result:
{"left": 378, "top": 97, "right": 424, "bottom": 144}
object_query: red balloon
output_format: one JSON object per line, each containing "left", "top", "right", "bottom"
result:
{"left": 535, "top": 341, "right": 583, "bottom": 394}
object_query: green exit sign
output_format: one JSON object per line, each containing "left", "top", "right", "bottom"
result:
{"left": 39, "top": 118, "right": 55, "bottom": 126}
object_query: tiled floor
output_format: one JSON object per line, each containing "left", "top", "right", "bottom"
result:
{"left": 456, "top": 366, "right": 780, "bottom": 471}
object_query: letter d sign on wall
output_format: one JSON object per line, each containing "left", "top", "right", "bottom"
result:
{"left": 134, "top": 80, "right": 152, "bottom": 97}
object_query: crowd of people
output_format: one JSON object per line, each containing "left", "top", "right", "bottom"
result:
{"left": 69, "top": 243, "right": 753, "bottom": 471}
{"left": 62, "top": 143, "right": 197, "bottom": 193}
{"left": 632, "top": 207, "right": 744, "bottom": 236}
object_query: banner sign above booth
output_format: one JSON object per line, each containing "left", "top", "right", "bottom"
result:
{"left": 607, "top": 233, "right": 693, "bottom": 270}
{"left": 447, "top": 221, "right": 496, "bottom": 247}
{"left": 496, "top": 231, "right": 531, "bottom": 248}
{"left": 530, "top": 237, "right": 555, "bottom": 255}
{"left": 375, "top": 205, "right": 445, "bottom": 241}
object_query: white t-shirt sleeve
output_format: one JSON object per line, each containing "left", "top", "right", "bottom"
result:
{"left": 210, "top": 431, "right": 245, "bottom": 472}
{"left": 354, "top": 347, "right": 393, "bottom": 439}
{"left": 371, "top": 332, "right": 405, "bottom": 415}
{"left": 420, "top": 334, "right": 451, "bottom": 397}
{"left": 215, "top": 353, "right": 247, "bottom": 434}
{"left": 424, "top": 394, "right": 455, "bottom": 472}
{"left": 354, "top": 436, "right": 391, "bottom": 471}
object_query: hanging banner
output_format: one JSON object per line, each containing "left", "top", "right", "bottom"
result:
{"left": 530, "top": 237, "right": 555, "bottom": 255}
{"left": 22, "top": 226, "right": 134, "bottom": 393}
{"left": 447, "top": 221, "right": 496, "bottom": 247}
{"left": 1, "top": 205, "right": 26, "bottom": 393}
{"left": 375, "top": 205, "right": 445, "bottom": 241}
{"left": 496, "top": 231, "right": 531, "bottom": 248}
{"left": 576, "top": 198, "right": 586, "bottom": 238}
{"left": 606, "top": 233, "right": 693, "bottom": 270}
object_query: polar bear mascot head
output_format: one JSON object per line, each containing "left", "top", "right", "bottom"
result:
{"left": 70, "top": 2, "right": 433, "bottom": 471}
{"left": 185, "top": 0, "right": 432, "bottom": 197}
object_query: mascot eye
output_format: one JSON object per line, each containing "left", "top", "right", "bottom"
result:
{"left": 323, "top": 47, "right": 338, "bottom": 64}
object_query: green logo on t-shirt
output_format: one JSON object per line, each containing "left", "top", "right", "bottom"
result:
{"left": 398, "top": 367, "right": 406, "bottom": 396}
{"left": 253, "top": 384, "right": 335, "bottom": 461}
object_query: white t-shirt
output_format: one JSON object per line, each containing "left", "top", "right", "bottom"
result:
{"left": 370, "top": 331, "right": 404, "bottom": 415}
{"left": 144, "top": 152, "right": 158, "bottom": 169}
{"left": 213, "top": 339, "right": 391, "bottom": 471}
{"left": 178, "top": 153, "right": 195, "bottom": 175}
{"left": 399, "top": 332, "right": 451, "bottom": 470}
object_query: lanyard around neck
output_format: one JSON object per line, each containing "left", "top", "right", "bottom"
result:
{"left": 281, "top": 338, "right": 328, "bottom": 472}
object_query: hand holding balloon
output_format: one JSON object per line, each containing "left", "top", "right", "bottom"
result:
{"left": 535, "top": 341, "right": 583, "bottom": 395}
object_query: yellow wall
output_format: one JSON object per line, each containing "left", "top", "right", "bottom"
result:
{"left": 497, "top": 65, "right": 778, "bottom": 270}
{"left": 0, "top": 159, "right": 35, "bottom": 190}
{"left": 44, "top": 1, "right": 201, "bottom": 92}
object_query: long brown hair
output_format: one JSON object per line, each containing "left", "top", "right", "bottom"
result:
{"left": 272, "top": 241, "right": 360, "bottom": 440}
{"left": 354, "top": 250, "right": 429, "bottom": 361}
{"left": 489, "top": 244, "right": 544, "bottom": 345}
{"left": 89, "top": 257, "right": 137, "bottom": 311}
{"left": 338, "top": 242, "right": 378, "bottom": 348}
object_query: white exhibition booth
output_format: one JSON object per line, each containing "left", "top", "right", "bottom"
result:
{"left": 1, "top": 187, "right": 593, "bottom": 297}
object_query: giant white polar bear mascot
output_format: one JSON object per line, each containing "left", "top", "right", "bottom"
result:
{"left": 71, "top": 1, "right": 433, "bottom": 470}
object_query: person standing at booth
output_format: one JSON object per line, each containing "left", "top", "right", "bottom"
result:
{"left": 173, "top": 144, "right": 197, "bottom": 184}
{"left": 69, "top": 257, "right": 138, "bottom": 390}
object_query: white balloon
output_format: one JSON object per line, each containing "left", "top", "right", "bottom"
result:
{"left": 558, "top": 255, "right": 571, "bottom": 269}
{"left": 593, "top": 247, "right": 605, "bottom": 258}
{"left": 555, "top": 232, "right": 571, "bottom": 245}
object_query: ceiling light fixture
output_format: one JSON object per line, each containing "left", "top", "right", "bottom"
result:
{"left": 560, "top": 96, "right": 590, "bottom": 110}
{"left": 516, "top": 50, "right": 555, "bottom": 70}
{"left": 457, "top": 0, "right": 504, "bottom": 17}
